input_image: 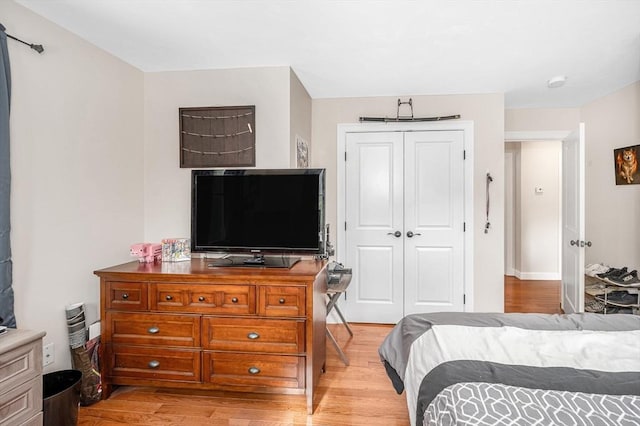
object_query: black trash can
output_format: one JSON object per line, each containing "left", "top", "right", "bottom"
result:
{"left": 43, "top": 370, "right": 82, "bottom": 426}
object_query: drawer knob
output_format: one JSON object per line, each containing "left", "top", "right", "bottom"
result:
{"left": 278, "top": 298, "right": 285, "bottom": 304}
{"left": 122, "top": 293, "right": 129, "bottom": 300}
{"left": 148, "top": 360, "right": 160, "bottom": 369}
{"left": 198, "top": 296, "right": 205, "bottom": 302}
{"left": 248, "top": 366, "right": 260, "bottom": 375}
{"left": 231, "top": 297, "right": 238, "bottom": 303}
{"left": 148, "top": 326, "right": 160, "bottom": 334}
{"left": 247, "top": 332, "right": 260, "bottom": 340}
{"left": 165, "top": 295, "right": 173, "bottom": 301}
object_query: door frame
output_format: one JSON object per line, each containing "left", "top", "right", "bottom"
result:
{"left": 337, "top": 121, "right": 475, "bottom": 311}
{"left": 504, "top": 135, "right": 565, "bottom": 280}
{"left": 505, "top": 130, "right": 572, "bottom": 309}
{"left": 504, "top": 150, "right": 516, "bottom": 276}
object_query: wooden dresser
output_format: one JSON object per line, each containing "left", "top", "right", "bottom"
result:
{"left": 0, "top": 329, "right": 46, "bottom": 426}
{"left": 94, "top": 258, "right": 327, "bottom": 413}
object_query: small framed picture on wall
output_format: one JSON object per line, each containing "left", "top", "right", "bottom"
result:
{"left": 614, "top": 144, "right": 639, "bottom": 185}
{"left": 296, "top": 136, "right": 309, "bottom": 168}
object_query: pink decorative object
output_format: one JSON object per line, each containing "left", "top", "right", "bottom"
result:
{"left": 130, "top": 243, "right": 162, "bottom": 263}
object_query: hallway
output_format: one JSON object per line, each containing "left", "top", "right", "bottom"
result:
{"left": 504, "top": 276, "right": 563, "bottom": 314}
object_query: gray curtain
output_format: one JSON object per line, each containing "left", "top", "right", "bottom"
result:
{"left": 0, "top": 23, "right": 15, "bottom": 328}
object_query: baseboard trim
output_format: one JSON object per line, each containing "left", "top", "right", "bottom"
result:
{"left": 518, "top": 272, "right": 561, "bottom": 280}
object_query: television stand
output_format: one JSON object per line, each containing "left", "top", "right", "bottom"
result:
{"left": 209, "top": 254, "right": 301, "bottom": 268}
{"left": 94, "top": 259, "right": 327, "bottom": 414}
{"left": 244, "top": 254, "right": 267, "bottom": 265}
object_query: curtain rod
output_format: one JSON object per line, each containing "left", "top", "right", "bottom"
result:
{"left": 6, "top": 33, "right": 44, "bottom": 54}
{"left": 0, "top": 23, "right": 44, "bottom": 54}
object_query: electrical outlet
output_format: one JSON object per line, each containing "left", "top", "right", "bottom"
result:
{"left": 43, "top": 343, "right": 54, "bottom": 367}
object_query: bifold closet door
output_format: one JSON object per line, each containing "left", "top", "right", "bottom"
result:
{"left": 344, "top": 130, "right": 466, "bottom": 324}
{"left": 344, "top": 131, "right": 404, "bottom": 323}
{"left": 403, "top": 131, "right": 465, "bottom": 315}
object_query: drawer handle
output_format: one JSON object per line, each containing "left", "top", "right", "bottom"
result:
{"left": 231, "top": 297, "right": 238, "bottom": 303}
{"left": 165, "top": 295, "right": 173, "bottom": 301}
{"left": 279, "top": 298, "right": 286, "bottom": 304}
{"left": 148, "top": 326, "right": 160, "bottom": 334}
{"left": 247, "top": 332, "right": 260, "bottom": 340}
{"left": 122, "top": 293, "right": 129, "bottom": 300}
{"left": 198, "top": 296, "right": 205, "bottom": 302}
{"left": 148, "top": 360, "right": 160, "bottom": 369}
{"left": 248, "top": 367, "right": 260, "bottom": 375}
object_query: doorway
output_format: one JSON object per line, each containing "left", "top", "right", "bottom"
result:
{"left": 504, "top": 140, "right": 563, "bottom": 281}
{"left": 507, "top": 126, "right": 586, "bottom": 314}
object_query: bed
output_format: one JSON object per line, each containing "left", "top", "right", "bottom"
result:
{"left": 378, "top": 312, "right": 640, "bottom": 426}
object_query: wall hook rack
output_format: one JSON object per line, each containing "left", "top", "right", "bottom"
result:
{"left": 359, "top": 98, "right": 460, "bottom": 123}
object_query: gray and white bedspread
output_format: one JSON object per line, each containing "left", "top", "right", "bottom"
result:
{"left": 378, "top": 313, "right": 640, "bottom": 426}
{"left": 425, "top": 382, "right": 640, "bottom": 426}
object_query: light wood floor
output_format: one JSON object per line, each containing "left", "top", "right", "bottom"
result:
{"left": 78, "top": 277, "right": 560, "bottom": 425}
{"left": 504, "top": 275, "right": 562, "bottom": 314}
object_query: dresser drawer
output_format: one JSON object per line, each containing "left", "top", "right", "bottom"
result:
{"left": 0, "top": 376, "right": 42, "bottom": 426}
{"left": 105, "top": 281, "right": 148, "bottom": 311}
{"left": 105, "top": 312, "right": 200, "bottom": 347}
{"left": 107, "top": 344, "right": 201, "bottom": 382}
{"left": 151, "top": 283, "right": 256, "bottom": 315}
{"left": 0, "top": 339, "right": 41, "bottom": 394}
{"left": 202, "top": 317, "right": 304, "bottom": 353}
{"left": 20, "top": 411, "right": 43, "bottom": 426}
{"left": 258, "top": 286, "right": 306, "bottom": 317}
{"left": 203, "top": 352, "right": 304, "bottom": 389}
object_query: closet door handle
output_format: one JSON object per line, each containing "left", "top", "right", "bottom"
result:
{"left": 570, "top": 240, "right": 578, "bottom": 246}
{"left": 387, "top": 231, "right": 402, "bottom": 238}
{"left": 407, "top": 231, "right": 421, "bottom": 238}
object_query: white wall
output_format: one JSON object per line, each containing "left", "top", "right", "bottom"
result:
{"left": 312, "top": 94, "right": 505, "bottom": 313}
{"left": 582, "top": 81, "right": 640, "bottom": 268}
{"left": 506, "top": 83, "right": 640, "bottom": 274}
{"left": 2, "top": 1, "right": 144, "bottom": 371}
{"left": 519, "top": 141, "right": 561, "bottom": 279}
{"left": 142, "top": 67, "right": 292, "bottom": 242}
{"left": 505, "top": 108, "right": 580, "bottom": 132}
{"left": 289, "top": 69, "right": 312, "bottom": 167}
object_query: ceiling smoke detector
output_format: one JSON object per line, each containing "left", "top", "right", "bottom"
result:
{"left": 547, "top": 75, "right": 567, "bottom": 89}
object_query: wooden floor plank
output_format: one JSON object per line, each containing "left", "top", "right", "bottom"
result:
{"left": 79, "top": 277, "right": 558, "bottom": 425}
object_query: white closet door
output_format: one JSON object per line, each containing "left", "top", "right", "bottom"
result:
{"left": 404, "top": 131, "right": 465, "bottom": 314}
{"left": 344, "top": 132, "right": 404, "bottom": 323}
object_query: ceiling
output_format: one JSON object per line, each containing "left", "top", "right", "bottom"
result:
{"left": 14, "top": 0, "right": 640, "bottom": 108}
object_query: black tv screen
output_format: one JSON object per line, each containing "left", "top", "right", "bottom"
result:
{"left": 191, "top": 169, "right": 325, "bottom": 259}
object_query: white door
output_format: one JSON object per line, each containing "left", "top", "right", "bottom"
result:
{"left": 344, "top": 130, "right": 465, "bottom": 323}
{"left": 344, "top": 131, "right": 404, "bottom": 323}
{"left": 561, "top": 124, "right": 585, "bottom": 314}
{"left": 403, "top": 131, "right": 465, "bottom": 315}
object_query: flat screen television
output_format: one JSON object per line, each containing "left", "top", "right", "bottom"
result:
{"left": 191, "top": 168, "right": 326, "bottom": 268}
